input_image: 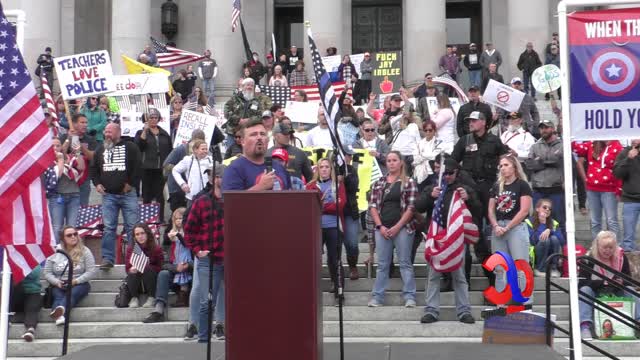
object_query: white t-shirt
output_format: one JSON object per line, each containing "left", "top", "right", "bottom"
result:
{"left": 305, "top": 126, "right": 334, "bottom": 148}
{"left": 500, "top": 128, "right": 537, "bottom": 161}
{"left": 391, "top": 122, "right": 421, "bottom": 156}
{"left": 433, "top": 108, "right": 456, "bottom": 154}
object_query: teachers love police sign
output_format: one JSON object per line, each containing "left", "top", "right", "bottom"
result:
{"left": 54, "top": 50, "right": 114, "bottom": 100}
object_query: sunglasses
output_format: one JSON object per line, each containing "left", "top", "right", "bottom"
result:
{"left": 363, "top": 128, "right": 376, "bottom": 133}
{"left": 443, "top": 171, "right": 456, "bottom": 176}
{"left": 542, "top": 205, "right": 552, "bottom": 211}
{"left": 64, "top": 232, "right": 79, "bottom": 238}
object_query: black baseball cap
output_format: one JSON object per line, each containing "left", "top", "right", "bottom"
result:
{"left": 468, "top": 85, "right": 480, "bottom": 92}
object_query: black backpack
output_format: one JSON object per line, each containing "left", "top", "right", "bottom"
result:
{"left": 114, "top": 279, "right": 131, "bottom": 308}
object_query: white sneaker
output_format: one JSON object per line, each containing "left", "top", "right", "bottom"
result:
{"left": 534, "top": 269, "right": 546, "bottom": 278}
{"left": 367, "top": 299, "right": 382, "bottom": 307}
{"left": 49, "top": 306, "right": 65, "bottom": 319}
{"left": 405, "top": 299, "right": 417, "bottom": 308}
{"left": 143, "top": 297, "right": 155, "bottom": 308}
{"left": 551, "top": 269, "right": 562, "bottom": 278}
{"left": 128, "top": 297, "right": 139, "bottom": 308}
{"left": 55, "top": 316, "right": 66, "bottom": 326}
{"left": 581, "top": 325, "right": 593, "bottom": 340}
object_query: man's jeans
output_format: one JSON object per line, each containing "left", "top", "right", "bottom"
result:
{"left": 468, "top": 70, "right": 482, "bottom": 89}
{"left": 343, "top": 217, "right": 360, "bottom": 262}
{"left": 586, "top": 191, "right": 621, "bottom": 241}
{"left": 523, "top": 71, "right": 535, "bottom": 98}
{"left": 52, "top": 283, "right": 90, "bottom": 309}
{"left": 424, "top": 259, "right": 471, "bottom": 319}
{"left": 372, "top": 228, "right": 416, "bottom": 303}
{"left": 622, "top": 202, "right": 640, "bottom": 251}
{"left": 197, "top": 256, "right": 224, "bottom": 342}
{"left": 579, "top": 286, "right": 640, "bottom": 324}
{"left": 101, "top": 191, "right": 139, "bottom": 264}
{"left": 48, "top": 193, "right": 80, "bottom": 244}
{"left": 202, "top": 78, "right": 215, "bottom": 100}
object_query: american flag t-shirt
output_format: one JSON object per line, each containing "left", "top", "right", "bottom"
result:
{"left": 131, "top": 242, "right": 149, "bottom": 273}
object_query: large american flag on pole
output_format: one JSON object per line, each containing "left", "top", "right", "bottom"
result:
{"left": 130, "top": 242, "right": 149, "bottom": 273}
{"left": 150, "top": 37, "right": 205, "bottom": 68}
{"left": 0, "top": 6, "right": 56, "bottom": 282}
{"left": 424, "top": 180, "right": 479, "bottom": 273}
{"left": 231, "top": 0, "right": 241, "bottom": 32}
{"left": 40, "top": 70, "right": 60, "bottom": 135}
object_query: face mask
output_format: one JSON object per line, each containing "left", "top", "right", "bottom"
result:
{"left": 253, "top": 55, "right": 259, "bottom": 61}
{"left": 508, "top": 124, "right": 519, "bottom": 132}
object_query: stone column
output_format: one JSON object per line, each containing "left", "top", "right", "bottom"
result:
{"left": 60, "top": 0, "right": 75, "bottom": 56}
{"left": 303, "top": 0, "right": 344, "bottom": 68}
{"left": 110, "top": 0, "right": 151, "bottom": 74}
{"left": 403, "top": 0, "right": 446, "bottom": 86}
{"left": 506, "top": 0, "right": 550, "bottom": 83}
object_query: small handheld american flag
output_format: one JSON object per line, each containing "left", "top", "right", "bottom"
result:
{"left": 131, "top": 242, "right": 149, "bottom": 273}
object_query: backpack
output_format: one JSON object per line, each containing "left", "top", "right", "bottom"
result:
{"left": 114, "top": 279, "right": 131, "bottom": 308}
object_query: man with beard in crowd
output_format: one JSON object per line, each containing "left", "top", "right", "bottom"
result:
{"left": 91, "top": 123, "right": 141, "bottom": 270}
{"left": 267, "top": 122, "right": 313, "bottom": 182}
{"left": 497, "top": 78, "right": 541, "bottom": 138}
{"left": 378, "top": 93, "right": 417, "bottom": 144}
{"left": 456, "top": 86, "right": 493, "bottom": 137}
{"left": 224, "top": 78, "right": 270, "bottom": 149}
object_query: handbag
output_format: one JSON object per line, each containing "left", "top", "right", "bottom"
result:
{"left": 594, "top": 295, "right": 636, "bottom": 340}
{"left": 114, "top": 279, "right": 132, "bottom": 308}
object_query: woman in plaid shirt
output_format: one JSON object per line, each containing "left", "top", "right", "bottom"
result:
{"left": 367, "top": 151, "right": 418, "bottom": 308}
{"left": 288, "top": 60, "right": 310, "bottom": 87}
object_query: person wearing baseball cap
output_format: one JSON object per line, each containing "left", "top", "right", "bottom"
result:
{"left": 500, "top": 111, "right": 536, "bottom": 164}
{"left": 464, "top": 42, "right": 483, "bottom": 89}
{"left": 267, "top": 122, "right": 313, "bottom": 181}
{"left": 452, "top": 109, "right": 511, "bottom": 283}
{"left": 456, "top": 86, "right": 493, "bottom": 137}
{"left": 496, "top": 76, "right": 541, "bottom": 138}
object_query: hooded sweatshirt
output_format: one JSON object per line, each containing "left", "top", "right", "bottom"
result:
{"left": 92, "top": 140, "right": 142, "bottom": 194}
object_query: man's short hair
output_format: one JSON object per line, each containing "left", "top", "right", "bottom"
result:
{"left": 241, "top": 78, "right": 255, "bottom": 87}
{"left": 240, "top": 118, "right": 265, "bottom": 135}
{"left": 71, "top": 113, "right": 87, "bottom": 124}
{"left": 270, "top": 104, "right": 282, "bottom": 113}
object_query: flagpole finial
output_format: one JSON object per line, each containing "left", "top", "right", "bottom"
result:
{"left": 304, "top": 21, "right": 311, "bottom": 28}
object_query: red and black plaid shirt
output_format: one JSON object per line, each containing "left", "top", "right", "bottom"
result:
{"left": 184, "top": 192, "right": 224, "bottom": 260}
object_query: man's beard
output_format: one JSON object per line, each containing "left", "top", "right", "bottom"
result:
{"left": 243, "top": 90, "right": 254, "bottom": 101}
{"left": 542, "top": 132, "right": 552, "bottom": 140}
{"left": 104, "top": 139, "right": 114, "bottom": 150}
{"left": 508, "top": 124, "right": 520, "bottom": 132}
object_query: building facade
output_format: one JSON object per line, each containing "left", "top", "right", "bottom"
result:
{"left": 7, "top": 0, "right": 562, "bottom": 95}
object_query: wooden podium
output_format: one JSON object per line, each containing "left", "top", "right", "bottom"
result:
{"left": 224, "top": 191, "right": 323, "bottom": 360}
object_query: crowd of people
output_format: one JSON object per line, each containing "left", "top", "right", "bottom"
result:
{"left": 9, "top": 32, "right": 640, "bottom": 344}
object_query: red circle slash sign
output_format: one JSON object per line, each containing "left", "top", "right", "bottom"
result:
{"left": 497, "top": 91, "right": 510, "bottom": 103}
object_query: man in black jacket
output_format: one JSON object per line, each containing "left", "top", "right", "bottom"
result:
{"left": 456, "top": 86, "right": 493, "bottom": 137}
{"left": 517, "top": 42, "right": 543, "bottom": 100}
{"left": 92, "top": 123, "right": 142, "bottom": 270}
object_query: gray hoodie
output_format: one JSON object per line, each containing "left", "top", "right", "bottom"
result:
{"left": 525, "top": 137, "right": 563, "bottom": 190}
{"left": 44, "top": 245, "right": 97, "bottom": 286}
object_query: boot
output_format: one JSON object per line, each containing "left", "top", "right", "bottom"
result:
{"left": 175, "top": 289, "right": 189, "bottom": 307}
{"left": 347, "top": 255, "right": 359, "bottom": 280}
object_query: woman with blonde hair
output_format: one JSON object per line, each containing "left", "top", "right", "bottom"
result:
{"left": 488, "top": 154, "right": 532, "bottom": 297}
{"left": 169, "top": 95, "right": 183, "bottom": 141}
{"left": 432, "top": 94, "right": 456, "bottom": 154}
{"left": 44, "top": 226, "right": 97, "bottom": 326}
{"left": 368, "top": 151, "right": 418, "bottom": 307}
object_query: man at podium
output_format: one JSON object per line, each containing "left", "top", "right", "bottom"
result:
{"left": 223, "top": 119, "right": 291, "bottom": 191}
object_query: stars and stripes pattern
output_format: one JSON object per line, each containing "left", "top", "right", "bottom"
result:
{"left": 40, "top": 70, "right": 60, "bottom": 135}
{"left": 432, "top": 75, "right": 469, "bottom": 102}
{"left": 76, "top": 205, "right": 103, "bottom": 238}
{"left": 130, "top": 242, "right": 149, "bottom": 272}
{"left": 139, "top": 203, "right": 161, "bottom": 239}
{"left": 307, "top": 28, "right": 345, "bottom": 161}
{"left": 260, "top": 85, "right": 291, "bottom": 107}
{"left": 150, "top": 37, "right": 205, "bottom": 68}
{"left": 0, "top": 6, "right": 56, "bottom": 282}
{"left": 183, "top": 101, "right": 216, "bottom": 116}
{"left": 231, "top": 0, "right": 241, "bottom": 32}
{"left": 260, "top": 82, "right": 347, "bottom": 108}
{"left": 424, "top": 180, "right": 479, "bottom": 273}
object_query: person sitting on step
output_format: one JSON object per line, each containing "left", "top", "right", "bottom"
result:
{"left": 10, "top": 265, "right": 43, "bottom": 342}
{"left": 44, "top": 226, "right": 97, "bottom": 326}
{"left": 525, "top": 198, "right": 564, "bottom": 278}
{"left": 125, "top": 223, "right": 164, "bottom": 308}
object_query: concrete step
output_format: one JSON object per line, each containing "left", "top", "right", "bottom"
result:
{"left": 16, "top": 305, "right": 571, "bottom": 323}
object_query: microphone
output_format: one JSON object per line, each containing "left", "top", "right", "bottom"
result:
{"left": 265, "top": 156, "right": 273, "bottom": 173}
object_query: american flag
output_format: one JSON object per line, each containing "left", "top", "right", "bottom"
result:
{"left": 260, "top": 82, "right": 347, "bottom": 107}
{"left": 423, "top": 180, "right": 479, "bottom": 273}
{"left": 0, "top": 7, "right": 56, "bottom": 282}
{"left": 139, "top": 203, "right": 161, "bottom": 239}
{"left": 432, "top": 75, "right": 469, "bottom": 102}
{"left": 40, "top": 70, "right": 60, "bottom": 134}
{"left": 231, "top": 0, "right": 241, "bottom": 32}
{"left": 306, "top": 28, "right": 345, "bottom": 159}
{"left": 130, "top": 242, "right": 149, "bottom": 273}
{"left": 150, "top": 37, "right": 205, "bottom": 68}
{"left": 76, "top": 205, "right": 103, "bottom": 238}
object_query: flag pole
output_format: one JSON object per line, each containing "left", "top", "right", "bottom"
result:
{"left": 0, "top": 249, "right": 12, "bottom": 360}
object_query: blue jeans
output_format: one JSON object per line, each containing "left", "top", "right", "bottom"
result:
{"left": 155, "top": 270, "right": 172, "bottom": 306}
{"left": 51, "top": 282, "right": 90, "bottom": 309}
{"left": 424, "top": 258, "right": 471, "bottom": 319}
{"left": 622, "top": 202, "right": 640, "bottom": 251}
{"left": 586, "top": 191, "right": 621, "bottom": 241}
{"left": 202, "top": 78, "right": 215, "bottom": 99}
{"left": 534, "top": 235, "right": 562, "bottom": 272}
{"left": 101, "top": 191, "right": 139, "bottom": 264}
{"left": 225, "top": 134, "right": 236, "bottom": 149}
{"left": 48, "top": 193, "right": 80, "bottom": 244}
{"left": 468, "top": 70, "right": 482, "bottom": 89}
{"left": 343, "top": 217, "right": 360, "bottom": 262}
{"left": 533, "top": 191, "right": 566, "bottom": 237}
{"left": 523, "top": 71, "right": 535, "bottom": 98}
{"left": 197, "top": 256, "right": 224, "bottom": 342}
{"left": 372, "top": 228, "right": 416, "bottom": 303}
{"left": 579, "top": 286, "right": 640, "bottom": 324}
{"left": 492, "top": 221, "right": 530, "bottom": 297}
{"left": 79, "top": 181, "right": 91, "bottom": 206}
{"left": 189, "top": 257, "right": 201, "bottom": 325}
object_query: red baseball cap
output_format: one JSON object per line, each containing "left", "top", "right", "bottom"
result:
{"left": 272, "top": 148, "right": 289, "bottom": 163}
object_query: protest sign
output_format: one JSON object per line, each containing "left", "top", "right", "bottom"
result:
{"left": 483, "top": 79, "right": 525, "bottom": 112}
{"left": 285, "top": 101, "right": 321, "bottom": 124}
{"left": 54, "top": 50, "right": 114, "bottom": 100}
{"left": 426, "top": 97, "right": 462, "bottom": 118}
{"left": 372, "top": 51, "right": 403, "bottom": 94}
{"left": 119, "top": 108, "right": 170, "bottom": 138}
{"left": 350, "top": 53, "right": 365, "bottom": 77}
{"left": 322, "top": 55, "right": 342, "bottom": 73}
{"left": 531, "top": 64, "right": 561, "bottom": 94}
{"left": 174, "top": 109, "right": 216, "bottom": 147}
{"left": 109, "top": 74, "right": 169, "bottom": 96}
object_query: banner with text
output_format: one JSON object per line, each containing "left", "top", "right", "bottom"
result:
{"left": 54, "top": 50, "right": 114, "bottom": 100}
{"left": 372, "top": 51, "right": 403, "bottom": 95}
{"left": 109, "top": 73, "right": 169, "bottom": 96}
{"left": 173, "top": 109, "right": 217, "bottom": 147}
{"left": 568, "top": 8, "right": 640, "bottom": 140}
{"left": 285, "top": 101, "right": 321, "bottom": 124}
{"left": 482, "top": 79, "right": 525, "bottom": 112}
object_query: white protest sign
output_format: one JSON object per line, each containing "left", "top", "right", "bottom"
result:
{"left": 120, "top": 111, "right": 143, "bottom": 138}
{"left": 449, "top": 97, "right": 462, "bottom": 115}
{"left": 109, "top": 74, "right": 169, "bottom": 96}
{"left": 322, "top": 55, "right": 342, "bottom": 73}
{"left": 482, "top": 79, "right": 525, "bottom": 112}
{"left": 350, "top": 53, "right": 365, "bottom": 77}
{"left": 532, "top": 64, "right": 561, "bottom": 94}
{"left": 53, "top": 50, "right": 114, "bottom": 100}
{"left": 173, "top": 109, "right": 216, "bottom": 147}
{"left": 427, "top": 97, "right": 463, "bottom": 118}
{"left": 285, "top": 101, "right": 322, "bottom": 124}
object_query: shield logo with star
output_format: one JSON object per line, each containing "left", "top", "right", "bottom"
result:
{"left": 588, "top": 47, "right": 640, "bottom": 97}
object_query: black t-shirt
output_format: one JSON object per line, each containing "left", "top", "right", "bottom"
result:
{"left": 490, "top": 178, "right": 532, "bottom": 221}
{"left": 380, "top": 181, "right": 402, "bottom": 228}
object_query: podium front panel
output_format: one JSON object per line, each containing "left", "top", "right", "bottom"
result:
{"left": 224, "top": 191, "right": 322, "bottom": 360}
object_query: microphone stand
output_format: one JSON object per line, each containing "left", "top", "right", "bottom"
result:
{"left": 332, "top": 153, "right": 345, "bottom": 360}
{"left": 56, "top": 249, "right": 74, "bottom": 356}
{"left": 206, "top": 156, "right": 217, "bottom": 360}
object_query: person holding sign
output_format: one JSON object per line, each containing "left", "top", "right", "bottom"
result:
{"left": 354, "top": 119, "right": 390, "bottom": 174}
{"left": 81, "top": 96, "right": 107, "bottom": 143}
